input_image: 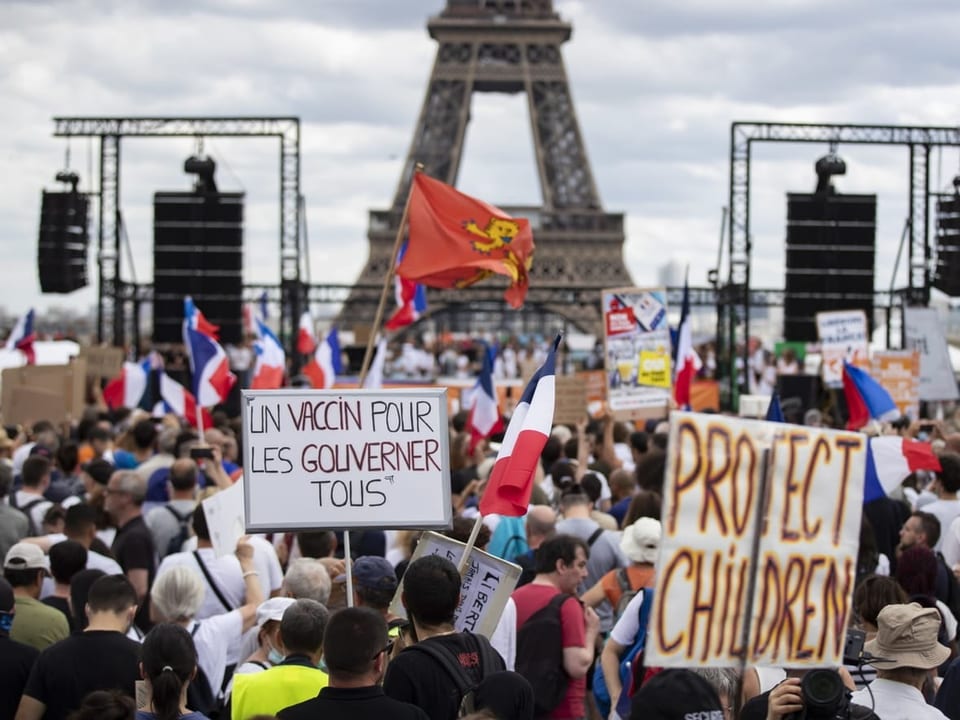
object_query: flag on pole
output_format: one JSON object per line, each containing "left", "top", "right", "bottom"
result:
{"left": 385, "top": 240, "right": 428, "bottom": 331}
{"left": 296, "top": 311, "right": 317, "bottom": 355}
{"left": 465, "top": 344, "right": 503, "bottom": 452}
{"left": 5, "top": 308, "right": 36, "bottom": 365}
{"left": 842, "top": 361, "right": 899, "bottom": 430}
{"left": 479, "top": 336, "right": 559, "bottom": 517}
{"left": 250, "top": 318, "right": 286, "bottom": 389}
{"left": 363, "top": 337, "right": 388, "bottom": 389}
{"left": 863, "top": 435, "right": 942, "bottom": 503}
{"left": 303, "top": 328, "right": 342, "bottom": 389}
{"left": 156, "top": 372, "right": 212, "bottom": 430}
{"left": 183, "top": 297, "right": 236, "bottom": 407}
{"left": 103, "top": 359, "right": 151, "bottom": 410}
{"left": 765, "top": 393, "right": 785, "bottom": 423}
{"left": 396, "top": 173, "right": 535, "bottom": 309}
{"left": 672, "top": 276, "right": 700, "bottom": 408}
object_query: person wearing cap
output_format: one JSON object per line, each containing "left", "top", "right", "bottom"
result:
{"left": 0, "top": 576, "right": 39, "bottom": 720}
{"left": 278, "top": 606, "right": 429, "bottom": 720}
{"left": 582, "top": 517, "right": 660, "bottom": 612}
{"left": 0, "top": 463, "right": 29, "bottom": 561}
{"left": 847, "top": 602, "right": 951, "bottom": 720}
{"left": 224, "top": 596, "right": 297, "bottom": 700}
{"left": 628, "top": 668, "right": 725, "bottom": 720}
{"left": 3, "top": 542, "right": 69, "bottom": 651}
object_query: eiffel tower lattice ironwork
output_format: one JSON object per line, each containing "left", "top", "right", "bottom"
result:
{"left": 340, "top": 0, "right": 632, "bottom": 334}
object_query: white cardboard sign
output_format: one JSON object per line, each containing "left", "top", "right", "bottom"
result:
{"left": 388, "top": 531, "right": 521, "bottom": 639}
{"left": 815, "top": 310, "right": 869, "bottom": 388}
{"left": 202, "top": 478, "right": 246, "bottom": 558}
{"left": 241, "top": 388, "right": 451, "bottom": 531}
{"left": 903, "top": 307, "right": 959, "bottom": 401}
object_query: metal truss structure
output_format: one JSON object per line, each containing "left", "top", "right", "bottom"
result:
{"left": 52, "top": 117, "right": 303, "bottom": 348}
{"left": 340, "top": 0, "right": 632, "bottom": 334}
{"left": 723, "top": 121, "right": 960, "bottom": 403}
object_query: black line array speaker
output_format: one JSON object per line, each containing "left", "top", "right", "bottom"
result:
{"left": 153, "top": 192, "right": 244, "bottom": 344}
{"left": 783, "top": 193, "right": 876, "bottom": 342}
{"left": 935, "top": 194, "right": 960, "bottom": 297}
{"left": 37, "top": 191, "right": 89, "bottom": 293}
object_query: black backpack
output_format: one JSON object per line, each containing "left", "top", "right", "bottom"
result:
{"left": 10, "top": 496, "right": 48, "bottom": 537}
{"left": 163, "top": 505, "right": 194, "bottom": 557}
{"left": 515, "top": 593, "right": 572, "bottom": 718}
{"left": 405, "top": 632, "right": 502, "bottom": 717}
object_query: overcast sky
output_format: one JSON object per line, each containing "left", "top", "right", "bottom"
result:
{"left": 2, "top": 0, "right": 959, "bottom": 325}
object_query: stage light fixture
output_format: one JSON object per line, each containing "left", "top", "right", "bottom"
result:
{"left": 814, "top": 152, "right": 846, "bottom": 194}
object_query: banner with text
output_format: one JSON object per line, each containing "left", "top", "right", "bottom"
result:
{"left": 602, "top": 287, "right": 671, "bottom": 419}
{"left": 903, "top": 307, "right": 959, "bottom": 401}
{"left": 646, "top": 412, "right": 866, "bottom": 668}
{"left": 872, "top": 350, "right": 920, "bottom": 419}
{"left": 815, "top": 310, "right": 869, "bottom": 388}
{"left": 389, "top": 531, "right": 521, "bottom": 639}
{"left": 241, "top": 388, "right": 450, "bottom": 531}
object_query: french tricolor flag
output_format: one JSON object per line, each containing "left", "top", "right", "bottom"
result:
{"left": 385, "top": 241, "right": 428, "bottom": 331}
{"left": 842, "top": 361, "right": 899, "bottom": 430}
{"left": 183, "top": 297, "right": 236, "bottom": 409}
{"left": 863, "top": 435, "right": 942, "bottom": 503}
{"left": 479, "top": 335, "right": 559, "bottom": 518}
{"left": 5, "top": 308, "right": 36, "bottom": 365}
{"left": 303, "top": 327, "right": 342, "bottom": 389}
{"left": 672, "top": 276, "right": 700, "bottom": 409}
{"left": 297, "top": 311, "right": 317, "bottom": 355}
{"left": 251, "top": 318, "right": 286, "bottom": 389}
{"left": 102, "top": 359, "right": 151, "bottom": 410}
{"left": 465, "top": 344, "right": 503, "bottom": 452}
{"left": 155, "top": 372, "right": 212, "bottom": 430}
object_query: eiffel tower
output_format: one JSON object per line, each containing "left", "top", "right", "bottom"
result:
{"left": 340, "top": 0, "right": 632, "bottom": 335}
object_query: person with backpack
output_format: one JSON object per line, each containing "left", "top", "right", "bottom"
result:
{"left": 11, "top": 456, "right": 54, "bottom": 537}
{"left": 146, "top": 459, "right": 200, "bottom": 559}
{"left": 511, "top": 533, "right": 600, "bottom": 719}
{"left": 579, "top": 517, "right": 660, "bottom": 618}
{"left": 383, "top": 555, "right": 506, "bottom": 719}
{"left": 0, "top": 463, "right": 29, "bottom": 562}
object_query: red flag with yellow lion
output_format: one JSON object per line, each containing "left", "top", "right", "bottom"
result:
{"left": 396, "top": 173, "right": 534, "bottom": 308}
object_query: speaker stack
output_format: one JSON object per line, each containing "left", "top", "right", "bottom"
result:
{"left": 935, "top": 193, "right": 960, "bottom": 297}
{"left": 37, "top": 190, "right": 89, "bottom": 293}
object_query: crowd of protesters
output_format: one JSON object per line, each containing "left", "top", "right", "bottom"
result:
{"left": 3, "top": 380, "right": 960, "bottom": 720}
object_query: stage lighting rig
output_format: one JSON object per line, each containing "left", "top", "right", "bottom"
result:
{"left": 184, "top": 154, "right": 218, "bottom": 194}
{"left": 814, "top": 149, "right": 846, "bottom": 194}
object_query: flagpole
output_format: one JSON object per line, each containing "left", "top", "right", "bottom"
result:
{"left": 457, "top": 514, "right": 484, "bottom": 575}
{"left": 358, "top": 163, "right": 423, "bottom": 386}
{"left": 344, "top": 531, "right": 354, "bottom": 608}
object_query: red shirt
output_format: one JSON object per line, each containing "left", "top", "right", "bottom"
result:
{"left": 512, "top": 582, "right": 587, "bottom": 720}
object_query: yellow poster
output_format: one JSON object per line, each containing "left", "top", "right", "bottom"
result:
{"left": 638, "top": 350, "right": 671, "bottom": 388}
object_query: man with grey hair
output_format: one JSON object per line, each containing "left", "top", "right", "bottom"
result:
{"left": 283, "top": 558, "right": 332, "bottom": 606}
{"left": 104, "top": 470, "right": 156, "bottom": 630}
{"left": 230, "top": 598, "right": 330, "bottom": 718}
{"left": 0, "top": 464, "right": 28, "bottom": 560}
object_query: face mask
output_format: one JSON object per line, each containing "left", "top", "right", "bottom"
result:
{"left": 317, "top": 658, "right": 327, "bottom": 672}
{"left": 267, "top": 642, "right": 284, "bottom": 666}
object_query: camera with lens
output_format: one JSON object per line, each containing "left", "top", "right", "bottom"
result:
{"left": 784, "top": 669, "right": 851, "bottom": 720}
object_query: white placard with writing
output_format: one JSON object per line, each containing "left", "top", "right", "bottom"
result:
{"left": 202, "top": 478, "right": 246, "bottom": 558}
{"left": 815, "top": 310, "right": 869, "bottom": 388}
{"left": 904, "top": 307, "right": 959, "bottom": 401}
{"left": 241, "top": 388, "right": 451, "bottom": 531}
{"left": 388, "top": 531, "right": 521, "bottom": 639}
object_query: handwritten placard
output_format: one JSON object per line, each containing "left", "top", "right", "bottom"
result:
{"left": 241, "top": 388, "right": 450, "bottom": 531}
{"left": 554, "top": 375, "right": 587, "bottom": 426}
{"left": 388, "top": 531, "right": 521, "bottom": 639}
{"left": 815, "top": 310, "right": 869, "bottom": 388}
{"left": 904, "top": 308, "right": 960, "bottom": 402}
{"left": 872, "top": 350, "right": 920, "bottom": 419}
{"left": 646, "top": 412, "right": 866, "bottom": 668}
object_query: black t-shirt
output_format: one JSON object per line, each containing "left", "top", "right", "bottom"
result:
{"left": 279, "top": 685, "right": 430, "bottom": 720}
{"left": 0, "top": 635, "right": 40, "bottom": 720}
{"left": 23, "top": 630, "right": 141, "bottom": 719}
{"left": 112, "top": 515, "right": 156, "bottom": 630}
{"left": 383, "top": 632, "right": 505, "bottom": 720}
{"left": 41, "top": 596, "right": 75, "bottom": 632}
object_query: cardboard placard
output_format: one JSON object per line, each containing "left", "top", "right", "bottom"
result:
{"left": 1, "top": 357, "right": 86, "bottom": 423}
{"left": 646, "top": 412, "right": 866, "bottom": 668}
{"left": 554, "top": 375, "right": 587, "bottom": 426}
{"left": 872, "top": 350, "right": 921, "bottom": 419}
{"left": 388, "top": 531, "right": 521, "bottom": 639}
{"left": 815, "top": 310, "right": 869, "bottom": 388}
{"left": 578, "top": 370, "right": 607, "bottom": 417}
{"left": 241, "top": 388, "right": 450, "bottom": 531}
{"left": 3, "top": 387, "right": 67, "bottom": 427}
{"left": 903, "top": 308, "right": 960, "bottom": 401}
{"left": 80, "top": 345, "right": 125, "bottom": 379}
{"left": 202, "top": 479, "right": 246, "bottom": 558}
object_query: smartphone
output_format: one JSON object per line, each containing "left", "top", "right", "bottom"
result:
{"left": 843, "top": 628, "right": 865, "bottom": 663}
{"left": 190, "top": 446, "right": 215, "bottom": 461}
{"left": 919, "top": 423, "right": 935, "bottom": 434}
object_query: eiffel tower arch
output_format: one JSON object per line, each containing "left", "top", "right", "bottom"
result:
{"left": 340, "top": 0, "right": 632, "bottom": 335}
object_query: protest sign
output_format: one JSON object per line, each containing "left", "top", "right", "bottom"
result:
{"left": 202, "top": 478, "right": 246, "bottom": 558}
{"left": 1, "top": 358, "right": 86, "bottom": 423}
{"left": 815, "top": 310, "right": 869, "bottom": 388}
{"left": 241, "top": 388, "right": 450, "bottom": 531}
{"left": 554, "top": 375, "right": 587, "bottom": 425}
{"left": 602, "top": 287, "right": 671, "bottom": 419}
{"left": 872, "top": 350, "right": 920, "bottom": 419}
{"left": 904, "top": 308, "right": 959, "bottom": 401}
{"left": 80, "top": 345, "right": 124, "bottom": 379}
{"left": 646, "top": 412, "right": 866, "bottom": 668}
{"left": 578, "top": 369, "right": 607, "bottom": 417}
{"left": 388, "top": 531, "right": 521, "bottom": 639}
